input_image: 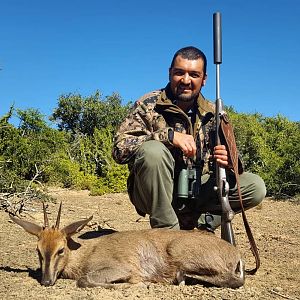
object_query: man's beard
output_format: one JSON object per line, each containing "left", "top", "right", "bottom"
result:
{"left": 176, "top": 92, "right": 198, "bottom": 102}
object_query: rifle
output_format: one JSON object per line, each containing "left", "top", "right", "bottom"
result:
{"left": 177, "top": 12, "right": 260, "bottom": 274}
{"left": 213, "top": 12, "right": 235, "bottom": 245}
{"left": 212, "top": 12, "right": 260, "bottom": 273}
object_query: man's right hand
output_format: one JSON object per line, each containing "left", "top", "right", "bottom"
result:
{"left": 172, "top": 131, "right": 196, "bottom": 157}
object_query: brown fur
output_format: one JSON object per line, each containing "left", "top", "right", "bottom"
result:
{"left": 9, "top": 210, "right": 245, "bottom": 288}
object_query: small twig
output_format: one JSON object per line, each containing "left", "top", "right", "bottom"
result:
{"left": 134, "top": 217, "right": 148, "bottom": 223}
{"left": 270, "top": 289, "right": 299, "bottom": 300}
{"left": 25, "top": 163, "right": 43, "bottom": 194}
{"left": 98, "top": 219, "right": 116, "bottom": 230}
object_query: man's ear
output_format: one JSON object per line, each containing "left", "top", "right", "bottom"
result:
{"left": 202, "top": 74, "right": 208, "bottom": 87}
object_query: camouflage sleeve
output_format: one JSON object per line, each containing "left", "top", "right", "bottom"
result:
{"left": 112, "top": 95, "right": 172, "bottom": 164}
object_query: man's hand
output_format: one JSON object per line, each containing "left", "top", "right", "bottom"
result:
{"left": 213, "top": 144, "right": 229, "bottom": 167}
{"left": 172, "top": 132, "right": 229, "bottom": 166}
{"left": 172, "top": 131, "right": 196, "bottom": 157}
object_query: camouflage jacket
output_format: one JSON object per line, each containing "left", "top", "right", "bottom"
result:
{"left": 112, "top": 84, "right": 231, "bottom": 176}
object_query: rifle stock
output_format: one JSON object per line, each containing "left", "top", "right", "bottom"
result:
{"left": 213, "top": 12, "right": 235, "bottom": 245}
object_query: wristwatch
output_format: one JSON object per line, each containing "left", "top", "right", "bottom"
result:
{"left": 168, "top": 128, "right": 174, "bottom": 143}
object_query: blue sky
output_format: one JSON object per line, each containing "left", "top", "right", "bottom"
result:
{"left": 1, "top": 0, "right": 299, "bottom": 123}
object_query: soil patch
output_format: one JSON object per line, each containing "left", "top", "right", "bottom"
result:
{"left": 1, "top": 189, "right": 299, "bottom": 299}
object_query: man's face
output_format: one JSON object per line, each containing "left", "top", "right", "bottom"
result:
{"left": 169, "top": 55, "right": 207, "bottom": 102}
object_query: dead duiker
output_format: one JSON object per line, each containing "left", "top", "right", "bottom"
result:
{"left": 9, "top": 203, "right": 245, "bottom": 288}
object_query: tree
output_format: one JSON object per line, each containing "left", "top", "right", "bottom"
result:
{"left": 16, "top": 108, "right": 48, "bottom": 134}
{"left": 50, "top": 91, "right": 132, "bottom": 193}
{"left": 51, "top": 91, "right": 131, "bottom": 136}
{"left": 0, "top": 108, "right": 69, "bottom": 192}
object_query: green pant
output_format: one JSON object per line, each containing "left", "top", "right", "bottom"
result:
{"left": 127, "top": 140, "right": 266, "bottom": 230}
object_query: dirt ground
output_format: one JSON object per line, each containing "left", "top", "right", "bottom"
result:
{"left": 1, "top": 188, "right": 299, "bottom": 300}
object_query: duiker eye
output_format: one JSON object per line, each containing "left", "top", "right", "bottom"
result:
{"left": 57, "top": 248, "right": 65, "bottom": 256}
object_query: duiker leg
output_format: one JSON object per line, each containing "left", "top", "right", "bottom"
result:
{"left": 77, "top": 266, "right": 133, "bottom": 288}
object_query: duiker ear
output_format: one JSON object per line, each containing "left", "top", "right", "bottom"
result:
{"left": 9, "top": 214, "right": 42, "bottom": 237}
{"left": 62, "top": 216, "right": 93, "bottom": 237}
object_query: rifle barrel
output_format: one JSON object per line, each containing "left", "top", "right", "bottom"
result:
{"left": 213, "top": 12, "right": 222, "bottom": 65}
{"left": 213, "top": 12, "right": 236, "bottom": 246}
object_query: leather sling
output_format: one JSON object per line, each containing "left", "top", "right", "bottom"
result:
{"left": 220, "top": 112, "right": 260, "bottom": 275}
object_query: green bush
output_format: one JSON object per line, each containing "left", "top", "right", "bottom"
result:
{"left": 1, "top": 96, "right": 299, "bottom": 200}
{"left": 44, "top": 157, "right": 97, "bottom": 190}
{"left": 229, "top": 110, "right": 300, "bottom": 198}
{"left": 89, "top": 163, "right": 129, "bottom": 196}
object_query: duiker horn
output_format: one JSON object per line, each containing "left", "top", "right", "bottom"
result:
{"left": 42, "top": 202, "right": 49, "bottom": 228}
{"left": 55, "top": 202, "right": 62, "bottom": 229}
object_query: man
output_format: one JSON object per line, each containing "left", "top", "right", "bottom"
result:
{"left": 112, "top": 46, "right": 266, "bottom": 231}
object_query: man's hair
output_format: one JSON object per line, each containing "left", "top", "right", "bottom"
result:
{"left": 170, "top": 46, "right": 207, "bottom": 75}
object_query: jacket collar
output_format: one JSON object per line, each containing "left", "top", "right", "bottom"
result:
{"left": 157, "top": 83, "right": 212, "bottom": 117}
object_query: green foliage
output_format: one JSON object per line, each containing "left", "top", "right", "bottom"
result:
{"left": 90, "top": 164, "right": 129, "bottom": 196}
{"left": 65, "top": 126, "right": 129, "bottom": 194}
{"left": 0, "top": 107, "right": 69, "bottom": 192}
{"left": 44, "top": 157, "right": 98, "bottom": 190}
{"left": 229, "top": 110, "right": 300, "bottom": 198}
{"left": 16, "top": 108, "right": 48, "bottom": 133}
{"left": 1, "top": 93, "right": 299, "bottom": 200}
{"left": 50, "top": 91, "right": 131, "bottom": 135}
{"left": 263, "top": 116, "right": 300, "bottom": 197}
{"left": 68, "top": 127, "right": 113, "bottom": 177}
{"left": 49, "top": 91, "right": 131, "bottom": 194}
{"left": 0, "top": 97, "right": 130, "bottom": 196}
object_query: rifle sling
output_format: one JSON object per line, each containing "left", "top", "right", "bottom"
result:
{"left": 220, "top": 113, "right": 260, "bottom": 275}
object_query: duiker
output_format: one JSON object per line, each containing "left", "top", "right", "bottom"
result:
{"left": 9, "top": 203, "right": 245, "bottom": 288}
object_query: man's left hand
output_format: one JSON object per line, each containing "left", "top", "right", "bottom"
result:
{"left": 213, "top": 145, "right": 229, "bottom": 168}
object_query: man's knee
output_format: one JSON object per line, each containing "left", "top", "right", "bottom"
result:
{"left": 250, "top": 174, "right": 266, "bottom": 206}
{"left": 241, "top": 172, "right": 266, "bottom": 208}
{"left": 136, "top": 140, "right": 174, "bottom": 169}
